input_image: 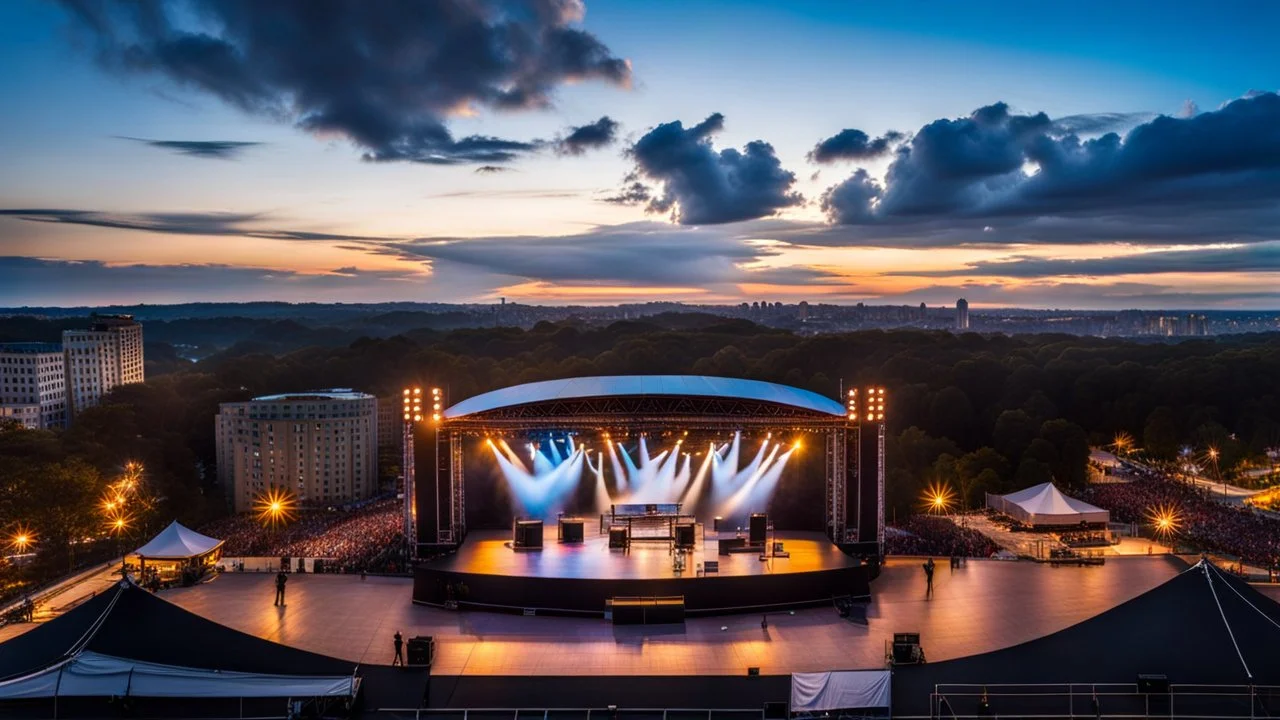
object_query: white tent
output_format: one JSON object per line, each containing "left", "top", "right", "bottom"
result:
{"left": 986, "top": 482, "right": 1110, "bottom": 527}
{"left": 0, "top": 651, "right": 356, "bottom": 700}
{"left": 132, "top": 521, "right": 223, "bottom": 560}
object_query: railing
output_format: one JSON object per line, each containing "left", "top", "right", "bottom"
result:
{"left": 368, "top": 709, "right": 767, "bottom": 720}
{"left": 929, "top": 682, "right": 1280, "bottom": 719}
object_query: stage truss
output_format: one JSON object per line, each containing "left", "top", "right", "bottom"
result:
{"left": 416, "top": 391, "right": 884, "bottom": 559}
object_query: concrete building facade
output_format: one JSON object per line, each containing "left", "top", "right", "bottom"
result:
{"left": 0, "top": 342, "right": 67, "bottom": 429}
{"left": 216, "top": 389, "right": 378, "bottom": 513}
{"left": 63, "top": 314, "right": 144, "bottom": 417}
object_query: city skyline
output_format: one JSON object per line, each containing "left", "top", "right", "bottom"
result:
{"left": 3, "top": 1, "right": 1280, "bottom": 309}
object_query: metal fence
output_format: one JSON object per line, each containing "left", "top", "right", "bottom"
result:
{"left": 369, "top": 709, "right": 769, "bottom": 720}
{"left": 928, "top": 682, "right": 1280, "bottom": 719}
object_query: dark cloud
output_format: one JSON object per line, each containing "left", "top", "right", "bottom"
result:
{"left": 474, "top": 165, "right": 514, "bottom": 174}
{"left": 0, "top": 208, "right": 392, "bottom": 245}
{"left": 622, "top": 113, "right": 803, "bottom": 224}
{"left": 119, "top": 137, "right": 263, "bottom": 159}
{"left": 822, "top": 93, "right": 1280, "bottom": 242}
{"left": 0, "top": 256, "right": 430, "bottom": 305}
{"left": 556, "top": 116, "right": 619, "bottom": 155}
{"left": 600, "top": 179, "right": 653, "bottom": 205}
{"left": 889, "top": 242, "right": 1280, "bottom": 279}
{"left": 389, "top": 222, "right": 833, "bottom": 286}
{"left": 60, "top": 0, "right": 631, "bottom": 165}
{"left": 808, "top": 129, "right": 903, "bottom": 163}
{"left": 1050, "top": 112, "right": 1155, "bottom": 136}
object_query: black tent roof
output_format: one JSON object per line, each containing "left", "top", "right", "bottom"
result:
{"left": 893, "top": 560, "right": 1280, "bottom": 715}
{"left": 0, "top": 579, "right": 356, "bottom": 682}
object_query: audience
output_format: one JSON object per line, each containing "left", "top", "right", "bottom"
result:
{"left": 1083, "top": 476, "right": 1280, "bottom": 567}
{"left": 201, "top": 497, "right": 405, "bottom": 573}
{"left": 887, "top": 515, "right": 1000, "bottom": 558}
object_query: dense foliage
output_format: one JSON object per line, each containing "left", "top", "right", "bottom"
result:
{"left": 2, "top": 317, "right": 1278, "bottom": 597}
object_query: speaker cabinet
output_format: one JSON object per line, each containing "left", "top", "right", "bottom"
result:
{"left": 407, "top": 636, "right": 434, "bottom": 667}
{"left": 608, "top": 525, "right": 629, "bottom": 549}
{"left": 675, "top": 522, "right": 696, "bottom": 548}
{"left": 749, "top": 513, "right": 768, "bottom": 545}
{"left": 559, "top": 518, "right": 584, "bottom": 543}
{"left": 514, "top": 520, "right": 543, "bottom": 549}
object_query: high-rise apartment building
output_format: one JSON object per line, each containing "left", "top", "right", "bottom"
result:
{"left": 0, "top": 343, "right": 67, "bottom": 429}
{"left": 62, "top": 314, "right": 144, "bottom": 417}
{"left": 216, "top": 390, "right": 378, "bottom": 513}
{"left": 956, "top": 298, "right": 970, "bottom": 330}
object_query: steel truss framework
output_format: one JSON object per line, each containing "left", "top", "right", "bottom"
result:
{"left": 421, "top": 394, "right": 881, "bottom": 556}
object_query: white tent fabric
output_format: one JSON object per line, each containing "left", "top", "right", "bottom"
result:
{"left": 791, "top": 670, "right": 891, "bottom": 712}
{"left": 986, "top": 482, "right": 1110, "bottom": 526}
{"left": 0, "top": 652, "right": 356, "bottom": 700}
{"left": 132, "top": 521, "right": 223, "bottom": 560}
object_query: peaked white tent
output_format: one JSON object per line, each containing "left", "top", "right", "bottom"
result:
{"left": 129, "top": 521, "right": 224, "bottom": 583}
{"left": 986, "top": 482, "right": 1109, "bottom": 527}
{"left": 133, "top": 521, "right": 223, "bottom": 560}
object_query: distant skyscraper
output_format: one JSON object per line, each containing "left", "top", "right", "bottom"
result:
{"left": 956, "top": 298, "right": 970, "bottom": 330}
{"left": 216, "top": 389, "right": 377, "bottom": 512}
{"left": 798, "top": 301, "right": 809, "bottom": 320}
{"left": 0, "top": 342, "right": 67, "bottom": 429}
{"left": 62, "top": 314, "right": 144, "bottom": 418}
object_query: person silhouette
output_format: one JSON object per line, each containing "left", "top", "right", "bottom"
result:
{"left": 392, "top": 631, "right": 404, "bottom": 666}
{"left": 274, "top": 571, "right": 288, "bottom": 606}
{"left": 922, "top": 557, "right": 935, "bottom": 594}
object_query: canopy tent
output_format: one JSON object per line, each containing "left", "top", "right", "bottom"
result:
{"left": 0, "top": 579, "right": 358, "bottom": 706}
{"left": 892, "top": 560, "right": 1280, "bottom": 717}
{"left": 132, "top": 521, "right": 223, "bottom": 560}
{"left": 986, "top": 482, "right": 1110, "bottom": 526}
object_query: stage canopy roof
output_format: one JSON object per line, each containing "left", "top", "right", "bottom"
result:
{"left": 445, "top": 375, "right": 847, "bottom": 420}
{"left": 132, "top": 521, "right": 224, "bottom": 560}
{"left": 986, "top": 482, "right": 1110, "bottom": 526}
{"left": 0, "top": 580, "right": 357, "bottom": 701}
{"left": 892, "top": 560, "right": 1280, "bottom": 715}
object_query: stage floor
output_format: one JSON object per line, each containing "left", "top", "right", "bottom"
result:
{"left": 429, "top": 529, "right": 857, "bottom": 580}
{"left": 2, "top": 556, "right": 1190, "bottom": 676}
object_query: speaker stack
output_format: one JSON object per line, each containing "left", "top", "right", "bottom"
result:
{"left": 407, "top": 636, "right": 435, "bottom": 667}
{"left": 608, "top": 525, "right": 630, "bottom": 549}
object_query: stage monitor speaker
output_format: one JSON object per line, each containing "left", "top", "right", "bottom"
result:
{"left": 609, "top": 525, "right": 629, "bottom": 549}
{"left": 559, "top": 518, "right": 584, "bottom": 543}
{"left": 747, "top": 667, "right": 761, "bottom": 676}
{"left": 407, "top": 636, "right": 434, "bottom": 667}
{"left": 514, "top": 520, "right": 544, "bottom": 549}
{"left": 763, "top": 702, "right": 788, "bottom": 719}
{"left": 749, "top": 513, "right": 768, "bottom": 545}
{"left": 1137, "top": 674, "right": 1169, "bottom": 693}
{"left": 675, "top": 522, "right": 696, "bottom": 549}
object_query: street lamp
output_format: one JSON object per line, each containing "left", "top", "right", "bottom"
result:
{"left": 254, "top": 488, "right": 296, "bottom": 527}
{"left": 9, "top": 527, "right": 34, "bottom": 554}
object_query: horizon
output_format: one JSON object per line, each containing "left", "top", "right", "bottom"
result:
{"left": 3, "top": 2, "right": 1280, "bottom": 308}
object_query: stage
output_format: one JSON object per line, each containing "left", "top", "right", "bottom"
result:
{"left": 413, "top": 529, "right": 870, "bottom": 615}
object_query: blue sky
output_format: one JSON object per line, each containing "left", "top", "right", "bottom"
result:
{"left": 1, "top": 0, "right": 1279, "bottom": 308}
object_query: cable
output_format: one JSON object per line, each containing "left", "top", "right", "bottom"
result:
{"left": 1202, "top": 562, "right": 1252, "bottom": 680}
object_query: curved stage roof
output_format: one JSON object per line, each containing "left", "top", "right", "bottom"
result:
{"left": 445, "top": 375, "right": 846, "bottom": 420}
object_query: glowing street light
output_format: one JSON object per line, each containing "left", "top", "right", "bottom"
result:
{"left": 1146, "top": 504, "right": 1181, "bottom": 540}
{"left": 9, "top": 527, "right": 34, "bottom": 553}
{"left": 922, "top": 481, "right": 955, "bottom": 514}
{"left": 1112, "top": 432, "right": 1135, "bottom": 457}
{"left": 255, "top": 488, "right": 296, "bottom": 527}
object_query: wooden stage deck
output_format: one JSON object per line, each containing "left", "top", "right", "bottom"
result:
{"left": 413, "top": 530, "right": 869, "bottom": 614}
{"left": 428, "top": 529, "right": 859, "bottom": 580}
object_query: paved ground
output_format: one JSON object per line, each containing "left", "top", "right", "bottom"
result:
{"left": 0, "top": 556, "right": 1175, "bottom": 675}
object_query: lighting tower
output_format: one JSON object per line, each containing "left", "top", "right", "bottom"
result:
{"left": 402, "top": 388, "right": 422, "bottom": 555}
{"left": 846, "top": 387, "right": 886, "bottom": 559}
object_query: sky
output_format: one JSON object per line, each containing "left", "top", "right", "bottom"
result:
{"left": 1, "top": 0, "right": 1279, "bottom": 309}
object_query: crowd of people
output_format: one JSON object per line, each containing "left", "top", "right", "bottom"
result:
{"left": 886, "top": 515, "right": 1000, "bottom": 558}
{"left": 200, "top": 497, "right": 405, "bottom": 573}
{"left": 1083, "top": 477, "right": 1280, "bottom": 567}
